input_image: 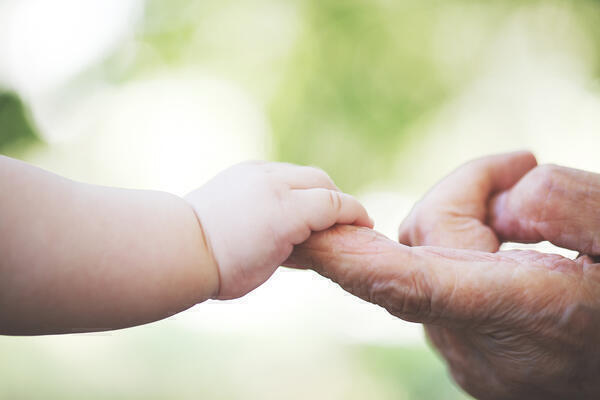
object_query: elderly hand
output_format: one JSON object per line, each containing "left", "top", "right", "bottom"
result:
{"left": 288, "top": 152, "right": 600, "bottom": 400}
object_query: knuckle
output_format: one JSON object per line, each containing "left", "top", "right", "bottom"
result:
{"left": 310, "top": 166, "right": 335, "bottom": 185}
{"left": 519, "top": 164, "right": 563, "bottom": 218}
{"left": 255, "top": 170, "right": 273, "bottom": 186}
{"left": 328, "top": 190, "right": 343, "bottom": 213}
{"left": 264, "top": 170, "right": 280, "bottom": 185}
{"left": 253, "top": 170, "right": 285, "bottom": 197}
{"left": 529, "top": 164, "right": 560, "bottom": 192}
{"left": 268, "top": 178, "right": 287, "bottom": 201}
{"left": 515, "top": 165, "right": 555, "bottom": 199}
{"left": 369, "top": 268, "right": 434, "bottom": 323}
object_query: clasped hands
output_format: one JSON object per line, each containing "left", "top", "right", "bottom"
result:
{"left": 287, "top": 152, "right": 600, "bottom": 400}
{"left": 2, "top": 151, "right": 598, "bottom": 399}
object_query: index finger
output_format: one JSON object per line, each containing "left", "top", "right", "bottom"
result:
{"left": 489, "top": 164, "right": 600, "bottom": 255}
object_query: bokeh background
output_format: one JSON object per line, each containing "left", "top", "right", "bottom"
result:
{"left": 1, "top": 0, "right": 600, "bottom": 398}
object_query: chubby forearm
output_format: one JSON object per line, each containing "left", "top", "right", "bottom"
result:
{"left": 0, "top": 156, "right": 219, "bottom": 335}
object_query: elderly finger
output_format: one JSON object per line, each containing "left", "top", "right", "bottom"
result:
{"left": 489, "top": 165, "right": 600, "bottom": 255}
{"left": 289, "top": 225, "right": 569, "bottom": 325}
{"left": 398, "top": 151, "right": 537, "bottom": 250}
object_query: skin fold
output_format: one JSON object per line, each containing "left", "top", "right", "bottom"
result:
{"left": 289, "top": 152, "right": 600, "bottom": 399}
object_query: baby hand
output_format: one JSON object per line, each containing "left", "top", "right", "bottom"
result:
{"left": 185, "top": 161, "right": 373, "bottom": 300}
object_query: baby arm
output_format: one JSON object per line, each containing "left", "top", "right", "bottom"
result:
{"left": 0, "top": 155, "right": 219, "bottom": 335}
{"left": 0, "top": 157, "right": 371, "bottom": 335}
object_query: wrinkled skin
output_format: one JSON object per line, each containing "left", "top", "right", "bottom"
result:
{"left": 288, "top": 152, "right": 600, "bottom": 399}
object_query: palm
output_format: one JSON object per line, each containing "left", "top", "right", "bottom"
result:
{"left": 289, "top": 152, "right": 600, "bottom": 399}
{"left": 400, "top": 153, "right": 600, "bottom": 399}
{"left": 290, "top": 224, "right": 600, "bottom": 399}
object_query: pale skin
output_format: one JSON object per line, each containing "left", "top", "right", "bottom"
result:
{"left": 0, "top": 156, "right": 372, "bottom": 335}
{"left": 289, "top": 152, "right": 600, "bottom": 400}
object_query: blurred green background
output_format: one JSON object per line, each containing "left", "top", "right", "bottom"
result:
{"left": 2, "top": 0, "right": 600, "bottom": 398}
